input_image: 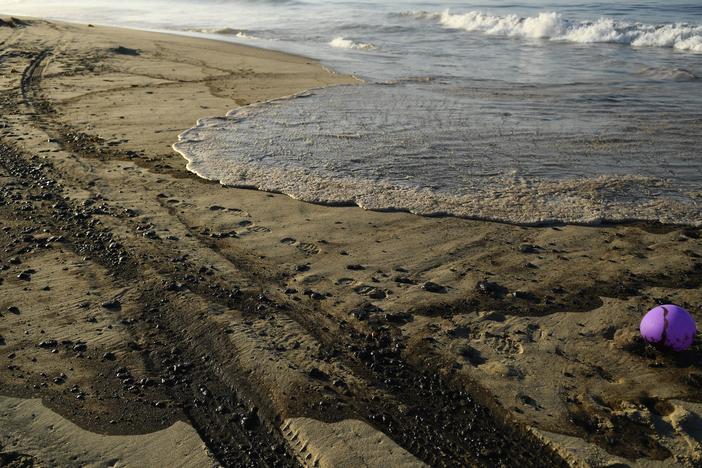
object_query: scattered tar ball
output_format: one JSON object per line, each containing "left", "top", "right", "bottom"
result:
{"left": 640, "top": 304, "right": 697, "bottom": 351}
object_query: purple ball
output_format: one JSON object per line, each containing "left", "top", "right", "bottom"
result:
{"left": 640, "top": 304, "right": 697, "bottom": 351}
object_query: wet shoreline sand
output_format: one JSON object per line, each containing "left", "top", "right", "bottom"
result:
{"left": 1, "top": 17, "right": 700, "bottom": 467}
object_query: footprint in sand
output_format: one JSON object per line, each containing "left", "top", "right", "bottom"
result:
{"left": 278, "top": 237, "right": 320, "bottom": 255}
{"left": 246, "top": 225, "right": 271, "bottom": 233}
{"left": 484, "top": 333, "right": 524, "bottom": 355}
{"left": 297, "top": 242, "right": 320, "bottom": 255}
{"left": 354, "top": 285, "right": 376, "bottom": 295}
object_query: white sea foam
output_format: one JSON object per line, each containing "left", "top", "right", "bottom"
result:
{"left": 174, "top": 136, "right": 701, "bottom": 226}
{"left": 406, "top": 10, "right": 702, "bottom": 53}
{"left": 329, "top": 37, "right": 376, "bottom": 50}
{"left": 235, "top": 31, "right": 258, "bottom": 40}
{"left": 188, "top": 27, "right": 260, "bottom": 39}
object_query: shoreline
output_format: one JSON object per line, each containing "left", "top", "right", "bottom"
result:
{"left": 15, "top": 14, "right": 697, "bottom": 230}
{"left": 1, "top": 17, "right": 701, "bottom": 467}
{"left": 6, "top": 13, "right": 368, "bottom": 84}
{"left": 173, "top": 79, "right": 701, "bottom": 230}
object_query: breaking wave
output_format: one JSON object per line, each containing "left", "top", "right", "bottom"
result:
{"left": 187, "top": 27, "right": 260, "bottom": 39}
{"left": 329, "top": 37, "right": 376, "bottom": 50}
{"left": 404, "top": 10, "right": 702, "bottom": 53}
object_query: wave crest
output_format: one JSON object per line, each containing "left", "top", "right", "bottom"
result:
{"left": 404, "top": 10, "right": 702, "bottom": 53}
{"left": 329, "top": 37, "right": 376, "bottom": 50}
{"left": 187, "top": 27, "right": 260, "bottom": 39}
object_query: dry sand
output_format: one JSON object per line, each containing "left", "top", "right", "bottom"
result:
{"left": 0, "top": 16, "right": 700, "bottom": 467}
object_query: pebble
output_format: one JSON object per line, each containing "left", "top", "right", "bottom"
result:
{"left": 309, "top": 367, "right": 329, "bottom": 381}
{"left": 459, "top": 345, "right": 486, "bottom": 366}
{"left": 241, "top": 410, "right": 259, "bottom": 431}
{"left": 17, "top": 270, "right": 32, "bottom": 281}
{"left": 384, "top": 312, "right": 413, "bottom": 324}
{"left": 476, "top": 280, "right": 507, "bottom": 298}
{"left": 512, "top": 290, "right": 539, "bottom": 302}
{"left": 351, "top": 302, "right": 382, "bottom": 321}
{"left": 101, "top": 299, "right": 121, "bottom": 310}
{"left": 519, "top": 244, "right": 541, "bottom": 254}
{"left": 423, "top": 281, "right": 447, "bottom": 293}
{"left": 480, "top": 311, "right": 506, "bottom": 322}
{"left": 368, "top": 289, "right": 387, "bottom": 300}
{"left": 394, "top": 276, "right": 416, "bottom": 284}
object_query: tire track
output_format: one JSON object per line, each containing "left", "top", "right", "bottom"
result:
{"left": 15, "top": 42, "right": 569, "bottom": 467}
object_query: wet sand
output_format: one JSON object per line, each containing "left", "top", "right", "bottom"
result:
{"left": 0, "top": 17, "right": 700, "bottom": 467}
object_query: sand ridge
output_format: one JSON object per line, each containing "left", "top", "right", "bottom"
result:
{"left": 0, "top": 395, "right": 214, "bottom": 467}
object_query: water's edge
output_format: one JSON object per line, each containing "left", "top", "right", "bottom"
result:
{"left": 173, "top": 87, "right": 701, "bottom": 228}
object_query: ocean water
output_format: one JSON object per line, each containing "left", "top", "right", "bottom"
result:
{"left": 5, "top": 0, "right": 702, "bottom": 225}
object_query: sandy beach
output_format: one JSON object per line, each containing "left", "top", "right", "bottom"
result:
{"left": 0, "top": 17, "right": 701, "bottom": 467}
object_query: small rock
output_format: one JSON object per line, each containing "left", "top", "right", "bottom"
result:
{"left": 332, "top": 379, "right": 348, "bottom": 388}
{"left": 241, "top": 411, "right": 259, "bottom": 430}
{"left": 448, "top": 326, "right": 471, "bottom": 339}
{"left": 346, "top": 264, "right": 366, "bottom": 271}
{"left": 101, "top": 299, "right": 121, "bottom": 310}
{"left": 422, "top": 282, "right": 446, "bottom": 293}
{"left": 17, "top": 271, "right": 32, "bottom": 281}
{"left": 480, "top": 311, "right": 506, "bottom": 322}
{"left": 512, "top": 290, "right": 539, "bottom": 302}
{"left": 476, "top": 280, "right": 507, "bottom": 298}
{"left": 384, "top": 312, "right": 412, "bottom": 324}
{"left": 350, "top": 302, "right": 381, "bottom": 321}
{"left": 517, "top": 393, "right": 540, "bottom": 408}
{"left": 459, "top": 345, "right": 486, "bottom": 366}
{"left": 110, "top": 46, "right": 140, "bottom": 56}
{"left": 309, "top": 367, "right": 329, "bottom": 381}
{"left": 368, "top": 289, "right": 386, "bottom": 300}
{"left": 394, "top": 276, "right": 415, "bottom": 284}
{"left": 686, "top": 373, "right": 702, "bottom": 389}
{"left": 519, "top": 244, "right": 541, "bottom": 254}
